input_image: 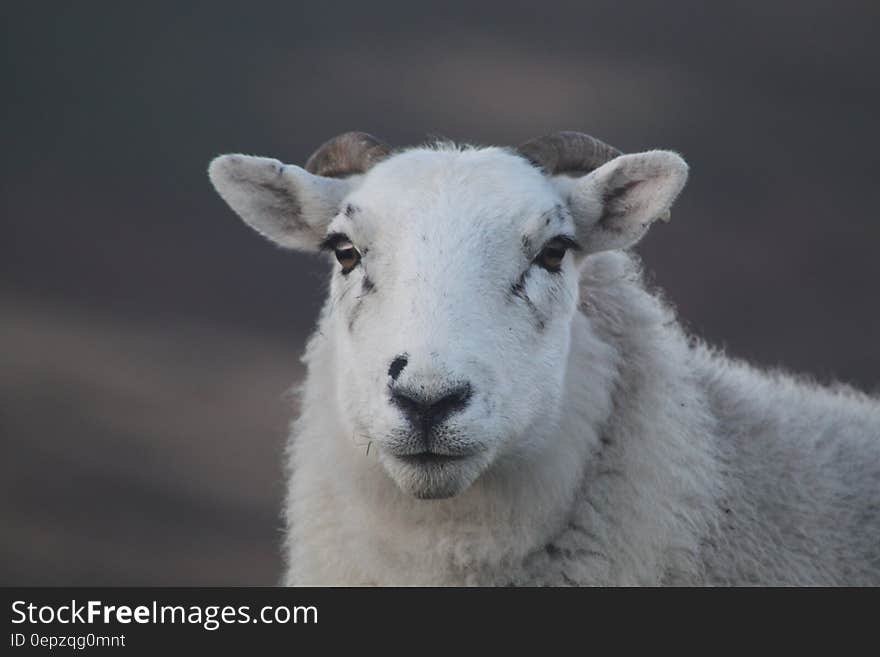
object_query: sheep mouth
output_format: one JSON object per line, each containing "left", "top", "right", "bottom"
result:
{"left": 383, "top": 447, "right": 488, "bottom": 499}
{"left": 393, "top": 451, "right": 472, "bottom": 466}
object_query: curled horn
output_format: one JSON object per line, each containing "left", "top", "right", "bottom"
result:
{"left": 518, "top": 131, "right": 671, "bottom": 222}
{"left": 516, "top": 131, "right": 622, "bottom": 176}
{"left": 304, "top": 131, "right": 391, "bottom": 178}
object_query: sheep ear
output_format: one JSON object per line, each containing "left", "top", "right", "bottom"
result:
{"left": 563, "top": 151, "right": 689, "bottom": 254}
{"left": 208, "top": 154, "right": 352, "bottom": 251}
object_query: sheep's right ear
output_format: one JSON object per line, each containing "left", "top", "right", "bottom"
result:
{"left": 208, "top": 154, "right": 352, "bottom": 251}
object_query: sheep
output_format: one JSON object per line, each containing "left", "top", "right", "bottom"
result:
{"left": 208, "top": 131, "right": 880, "bottom": 586}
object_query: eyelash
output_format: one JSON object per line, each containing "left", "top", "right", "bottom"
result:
{"left": 318, "top": 232, "right": 350, "bottom": 252}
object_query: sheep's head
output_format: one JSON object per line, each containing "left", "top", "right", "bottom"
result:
{"left": 209, "top": 131, "right": 688, "bottom": 499}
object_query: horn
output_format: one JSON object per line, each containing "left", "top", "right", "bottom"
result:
{"left": 304, "top": 131, "right": 391, "bottom": 178}
{"left": 517, "top": 131, "right": 622, "bottom": 175}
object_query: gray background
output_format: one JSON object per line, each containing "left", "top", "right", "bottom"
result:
{"left": 2, "top": 1, "right": 878, "bottom": 584}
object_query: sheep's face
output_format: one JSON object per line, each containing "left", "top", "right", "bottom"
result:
{"left": 210, "top": 143, "right": 687, "bottom": 499}
{"left": 320, "top": 150, "right": 582, "bottom": 499}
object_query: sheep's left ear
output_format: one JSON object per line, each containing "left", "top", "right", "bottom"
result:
{"left": 562, "top": 151, "right": 689, "bottom": 254}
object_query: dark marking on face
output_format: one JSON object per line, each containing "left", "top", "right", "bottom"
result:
{"left": 568, "top": 522, "right": 599, "bottom": 541}
{"left": 509, "top": 271, "right": 546, "bottom": 331}
{"left": 343, "top": 203, "right": 359, "bottom": 218}
{"left": 537, "top": 205, "right": 566, "bottom": 230}
{"left": 348, "top": 300, "right": 363, "bottom": 333}
{"left": 347, "top": 274, "right": 377, "bottom": 332}
{"left": 554, "top": 204, "right": 567, "bottom": 224}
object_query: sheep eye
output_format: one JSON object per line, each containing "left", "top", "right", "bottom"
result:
{"left": 534, "top": 235, "right": 579, "bottom": 272}
{"left": 536, "top": 241, "right": 569, "bottom": 272}
{"left": 334, "top": 241, "right": 361, "bottom": 274}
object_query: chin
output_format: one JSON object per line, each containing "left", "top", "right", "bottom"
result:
{"left": 379, "top": 449, "right": 489, "bottom": 500}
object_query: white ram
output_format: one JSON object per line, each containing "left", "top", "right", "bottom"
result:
{"left": 209, "top": 131, "right": 880, "bottom": 585}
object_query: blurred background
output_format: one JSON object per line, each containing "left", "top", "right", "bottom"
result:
{"left": 2, "top": 1, "right": 878, "bottom": 584}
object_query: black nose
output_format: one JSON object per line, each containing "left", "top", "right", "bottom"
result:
{"left": 390, "top": 383, "right": 473, "bottom": 433}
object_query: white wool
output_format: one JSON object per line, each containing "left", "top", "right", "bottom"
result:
{"left": 209, "top": 142, "right": 880, "bottom": 585}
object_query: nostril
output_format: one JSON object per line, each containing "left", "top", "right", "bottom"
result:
{"left": 432, "top": 383, "right": 473, "bottom": 418}
{"left": 388, "top": 355, "right": 408, "bottom": 381}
